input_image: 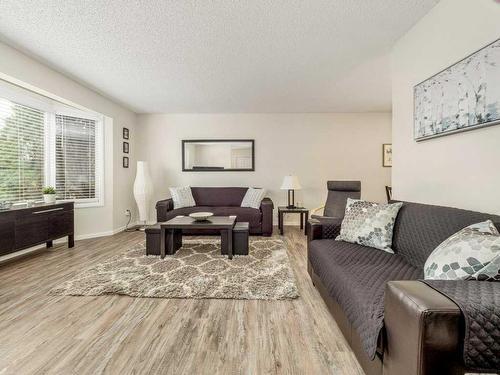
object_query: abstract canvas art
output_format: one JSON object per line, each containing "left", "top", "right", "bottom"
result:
{"left": 414, "top": 39, "right": 500, "bottom": 141}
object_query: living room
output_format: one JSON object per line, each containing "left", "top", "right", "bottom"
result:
{"left": 0, "top": 1, "right": 499, "bottom": 374}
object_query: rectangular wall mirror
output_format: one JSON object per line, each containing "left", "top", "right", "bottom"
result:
{"left": 182, "top": 139, "right": 255, "bottom": 171}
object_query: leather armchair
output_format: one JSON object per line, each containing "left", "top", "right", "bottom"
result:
{"left": 311, "top": 180, "right": 361, "bottom": 220}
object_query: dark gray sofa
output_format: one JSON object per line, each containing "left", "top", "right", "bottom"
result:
{"left": 156, "top": 187, "right": 273, "bottom": 236}
{"left": 307, "top": 201, "right": 500, "bottom": 375}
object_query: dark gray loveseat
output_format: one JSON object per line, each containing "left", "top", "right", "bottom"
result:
{"left": 156, "top": 187, "right": 273, "bottom": 236}
{"left": 307, "top": 201, "right": 500, "bottom": 375}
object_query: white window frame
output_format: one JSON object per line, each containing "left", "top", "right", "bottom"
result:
{"left": 0, "top": 78, "right": 105, "bottom": 208}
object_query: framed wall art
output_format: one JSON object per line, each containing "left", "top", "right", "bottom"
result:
{"left": 414, "top": 38, "right": 500, "bottom": 141}
{"left": 382, "top": 144, "right": 392, "bottom": 167}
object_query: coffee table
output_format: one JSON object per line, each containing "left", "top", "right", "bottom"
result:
{"left": 159, "top": 216, "right": 236, "bottom": 259}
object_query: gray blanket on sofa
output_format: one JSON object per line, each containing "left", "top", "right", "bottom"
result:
{"left": 308, "top": 239, "right": 422, "bottom": 360}
{"left": 422, "top": 280, "right": 500, "bottom": 371}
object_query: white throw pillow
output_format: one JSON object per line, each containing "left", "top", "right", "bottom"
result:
{"left": 335, "top": 198, "right": 403, "bottom": 253}
{"left": 424, "top": 220, "right": 500, "bottom": 281}
{"left": 241, "top": 188, "right": 266, "bottom": 209}
{"left": 169, "top": 186, "right": 196, "bottom": 209}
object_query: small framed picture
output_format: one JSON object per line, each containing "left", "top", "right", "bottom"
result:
{"left": 123, "top": 141, "right": 129, "bottom": 154}
{"left": 383, "top": 144, "right": 392, "bottom": 167}
{"left": 123, "top": 127, "right": 129, "bottom": 140}
{"left": 123, "top": 156, "right": 129, "bottom": 168}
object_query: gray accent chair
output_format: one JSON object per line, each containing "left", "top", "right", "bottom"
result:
{"left": 311, "top": 180, "right": 361, "bottom": 221}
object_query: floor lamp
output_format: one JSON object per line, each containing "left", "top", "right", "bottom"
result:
{"left": 133, "top": 161, "right": 153, "bottom": 230}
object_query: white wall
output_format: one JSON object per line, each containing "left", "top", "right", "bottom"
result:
{"left": 136, "top": 113, "right": 392, "bottom": 224}
{"left": 392, "top": 0, "right": 500, "bottom": 215}
{"left": 0, "top": 41, "right": 137, "bottom": 238}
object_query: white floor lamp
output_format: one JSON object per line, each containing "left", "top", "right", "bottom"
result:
{"left": 133, "top": 161, "right": 153, "bottom": 230}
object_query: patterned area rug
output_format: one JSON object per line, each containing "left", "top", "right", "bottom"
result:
{"left": 49, "top": 238, "right": 299, "bottom": 300}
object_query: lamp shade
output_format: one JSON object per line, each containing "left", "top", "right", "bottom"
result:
{"left": 280, "top": 175, "right": 302, "bottom": 190}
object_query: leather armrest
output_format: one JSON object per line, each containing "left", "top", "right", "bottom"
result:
{"left": 307, "top": 218, "right": 323, "bottom": 241}
{"left": 306, "top": 217, "right": 343, "bottom": 241}
{"left": 260, "top": 197, "right": 274, "bottom": 236}
{"left": 383, "top": 281, "right": 465, "bottom": 375}
{"left": 156, "top": 198, "right": 174, "bottom": 222}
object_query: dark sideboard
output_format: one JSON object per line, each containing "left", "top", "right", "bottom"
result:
{"left": 0, "top": 202, "right": 74, "bottom": 257}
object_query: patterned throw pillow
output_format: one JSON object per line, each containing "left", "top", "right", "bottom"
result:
{"left": 241, "top": 188, "right": 266, "bottom": 209}
{"left": 336, "top": 199, "right": 403, "bottom": 253}
{"left": 169, "top": 186, "right": 196, "bottom": 209}
{"left": 424, "top": 220, "right": 500, "bottom": 281}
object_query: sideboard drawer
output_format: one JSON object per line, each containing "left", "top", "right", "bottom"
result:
{"left": 15, "top": 214, "right": 49, "bottom": 248}
{"left": 48, "top": 210, "right": 73, "bottom": 238}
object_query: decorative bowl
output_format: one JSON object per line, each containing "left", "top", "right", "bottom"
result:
{"left": 189, "top": 212, "right": 214, "bottom": 221}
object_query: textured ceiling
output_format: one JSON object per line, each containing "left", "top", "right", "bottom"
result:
{"left": 0, "top": 0, "right": 438, "bottom": 113}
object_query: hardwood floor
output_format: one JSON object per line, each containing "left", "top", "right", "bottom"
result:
{"left": 0, "top": 227, "right": 364, "bottom": 375}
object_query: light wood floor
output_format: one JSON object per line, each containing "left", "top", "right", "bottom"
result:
{"left": 0, "top": 227, "right": 364, "bottom": 375}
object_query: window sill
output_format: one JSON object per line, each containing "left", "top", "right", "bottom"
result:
{"left": 57, "top": 200, "right": 104, "bottom": 209}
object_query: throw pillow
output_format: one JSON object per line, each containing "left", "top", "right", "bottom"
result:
{"left": 336, "top": 198, "right": 403, "bottom": 253}
{"left": 169, "top": 186, "right": 196, "bottom": 209}
{"left": 424, "top": 220, "right": 500, "bottom": 281}
{"left": 241, "top": 188, "right": 266, "bottom": 209}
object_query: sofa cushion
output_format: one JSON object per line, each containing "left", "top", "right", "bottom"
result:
{"left": 191, "top": 187, "right": 249, "bottom": 206}
{"left": 336, "top": 199, "right": 403, "bottom": 253}
{"left": 241, "top": 187, "right": 266, "bottom": 209}
{"left": 424, "top": 220, "right": 500, "bottom": 281}
{"left": 169, "top": 186, "right": 195, "bottom": 209}
{"left": 164, "top": 206, "right": 262, "bottom": 231}
{"left": 308, "top": 239, "right": 422, "bottom": 358}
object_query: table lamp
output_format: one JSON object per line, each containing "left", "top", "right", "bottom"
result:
{"left": 280, "top": 175, "right": 302, "bottom": 208}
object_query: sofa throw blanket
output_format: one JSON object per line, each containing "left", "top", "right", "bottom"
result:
{"left": 308, "top": 239, "right": 422, "bottom": 360}
{"left": 422, "top": 280, "right": 500, "bottom": 371}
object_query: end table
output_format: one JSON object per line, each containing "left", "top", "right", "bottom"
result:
{"left": 278, "top": 206, "right": 309, "bottom": 235}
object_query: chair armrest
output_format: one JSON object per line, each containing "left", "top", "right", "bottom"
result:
{"left": 306, "top": 217, "right": 343, "bottom": 241}
{"left": 260, "top": 197, "right": 274, "bottom": 236}
{"left": 310, "top": 205, "right": 325, "bottom": 216}
{"left": 383, "top": 281, "right": 464, "bottom": 375}
{"left": 156, "top": 198, "right": 174, "bottom": 222}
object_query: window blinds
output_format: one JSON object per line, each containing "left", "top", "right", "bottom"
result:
{"left": 55, "top": 114, "right": 97, "bottom": 201}
{"left": 0, "top": 79, "right": 103, "bottom": 206}
{"left": 0, "top": 98, "right": 45, "bottom": 202}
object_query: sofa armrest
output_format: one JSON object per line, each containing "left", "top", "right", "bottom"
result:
{"left": 307, "top": 217, "right": 343, "bottom": 241}
{"left": 156, "top": 198, "right": 174, "bottom": 222}
{"left": 260, "top": 197, "right": 274, "bottom": 236}
{"left": 383, "top": 281, "right": 465, "bottom": 375}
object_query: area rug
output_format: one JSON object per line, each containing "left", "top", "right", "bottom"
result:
{"left": 49, "top": 238, "right": 299, "bottom": 300}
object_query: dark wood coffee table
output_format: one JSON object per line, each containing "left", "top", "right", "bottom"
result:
{"left": 159, "top": 216, "right": 236, "bottom": 259}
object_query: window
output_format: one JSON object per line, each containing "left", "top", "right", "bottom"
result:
{"left": 0, "top": 81, "right": 103, "bottom": 207}
{"left": 55, "top": 114, "right": 96, "bottom": 201}
{"left": 0, "top": 99, "right": 45, "bottom": 202}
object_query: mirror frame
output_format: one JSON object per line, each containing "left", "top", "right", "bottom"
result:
{"left": 182, "top": 139, "right": 255, "bottom": 172}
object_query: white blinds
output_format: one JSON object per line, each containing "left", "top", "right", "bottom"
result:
{"left": 0, "top": 79, "right": 103, "bottom": 206}
{"left": 55, "top": 114, "right": 97, "bottom": 201}
{"left": 0, "top": 98, "right": 45, "bottom": 202}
